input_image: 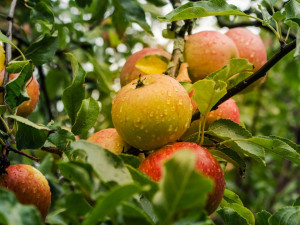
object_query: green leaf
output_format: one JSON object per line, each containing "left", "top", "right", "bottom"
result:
{"left": 6, "top": 61, "right": 29, "bottom": 74}
{"left": 8, "top": 115, "right": 50, "bottom": 149}
{"left": 294, "top": 196, "right": 300, "bottom": 206}
{"left": 0, "top": 188, "right": 43, "bottom": 225}
{"left": 248, "top": 136, "right": 300, "bottom": 164}
{"left": 45, "top": 69, "right": 70, "bottom": 100}
{"left": 269, "top": 206, "right": 300, "bottom": 225}
{"left": 82, "top": 183, "right": 141, "bottom": 225}
{"left": 135, "top": 55, "right": 169, "bottom": 74}
{"left": 122, "top": 202, "right": 155, "bottom": 225}
{"left": 75, "top": 0, "right": 92, "bottom": 7}
{"left": 223, "top": 189, "right": 244, "bottom": 206}
{"left": 47, "top": 127, "right": 75, "bottom": 150}
{"left": 207, "top": 119, "right": 266, "bottom": 166}
{"left": 5, "top": 61, "right": 33, "bottom": 109}
{"left": 58, "top": 161, "right": 94, "bottom": 195}
{"left": 65, "top": 193, "right": 92, "bottom": 216}
{"left": 285, "top": 0, "right": 300, "bottom": 26}
{"left": 25, "top": 34, "right": 58, "bottom": 66}
{"left": 119, "top": 154, "right": 141, "bottom": 168}
{"left": 217, "top": 207, "right": 250, "bottom": 225}
{"left": 256, "top": 210, "right": 272, "bottom": 225}
{"left": 210, "top": 147, "right": 246, "bottom": 172}
{"left": 70, "top": 140, "right": 133, "bottom": 184}
{"left": 30, "top": 1, "right": 54, "bottom": 30}
{"left": 152, "top": 150, "right": 213, "bottom": 225}
{"left": 71, "top": 97, "right": 100, "bottom": 135}
{"left": 62, "top": 53, "right": 86, "bottom": 124}
{"left": 158, "top": 0, "right": 248, "bottom": 22}
{"left": 191, "top": 79, "right": 227, "bottom": 116}
{"left": 112, "top": 0, "right": 153, "bottom": 36}
{"left": 126, "top": 164, "right": 159, "bottom": 200}
{"left": 258, "top": 4, "right": 273, "bottom": 26}
{"left": 89, "top": 0, "right": 108, "bottom": 24}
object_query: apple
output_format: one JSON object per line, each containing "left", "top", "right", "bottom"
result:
{"left": 0, "top": 44, "right": 4, "bottom": 72}
{"left": 87, "top": 128, "right": 130, "bottom": 154}
{"left": 120, "top": 48, "right": 171, "bottom": 87}
{"left": 184, "top": 31, "right": 239, "bottom": 82}
{"left": 226, "top": 28, "right": 267, "bottom": 92}
{"left": 112, "top": 74, "right": 193, "bottom": 150}
{"left": 139, "top": 142, "right": 225, "bottom": 214}
{"left": 0, "top": 69, "right": 40, "bottom": 117}
{"left": 0, "top": 164, "right": 51, "bottom": 220}
{"left": 206, "top": 98, "right": 240, "bottom": 126}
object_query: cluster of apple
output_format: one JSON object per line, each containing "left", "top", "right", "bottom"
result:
{"left": 0, "top": 45, "right": 49, "bottom": 220}
{"left": 88, "top": 27, "right": 267, "bottom": 214}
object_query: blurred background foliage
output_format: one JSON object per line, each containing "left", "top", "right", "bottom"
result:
{"left": 0, "top": 0, "right": 299, "bottom": 222}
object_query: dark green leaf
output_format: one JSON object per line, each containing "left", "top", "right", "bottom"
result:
{"left": 146, "top": 0, "right": 167, "bottom": 7}
{"left": 62, "top": 53, "right": 86, "bottom": 124}
{"left": 285, "top": 0, "right": 300, "bottom": 26}
{"left": 119, "top": 154, "right": 141, "bottom": 168}
{"left": 76, "top": 0, "right": 92, "bottom": 7}
{"left": 6, "top": 61, "right": 28, "bottom": 74}
{"left": 25, "top": 34, "right": 58, "bottom": 66}
{"left": 158, "top": 0, "right": 248, "bottom": 22}
{"left": 256, "top": 210, "right": 272, "bottom": 225}
{"left": 82, "top": 183, "right": 141, "bottom": 225}
{"left": 122, "top": 202, "right": 155, "bottom": 225}
{"left": 89, "top": 0, "right": 108, "bottom": 24}
{"left": 0, "top": 30, "right": 24, "bottom": 58}
{"left": 294, "top": 196, "right": 300, "bottom": 206}
{"left": 71, "top": 97, "right": 100, "bottom": 135}
{"left": 47, "top": 127, "right": 75, "bottom": 150}
{"left": 65, "top": 193, "right": 92, "bottom": 216}
{"left": 217, "top": 207, "right": 249, "bottom": 225}
{"left": 30, "top": 1, "right": 54, "bottom": 29}
{"left": 153, "top": 150, "right": 213, "bottom": 225}
{"left": 269, "top": 206, "right": 300, "bottom": 225}
{"left": 223, "top": 189, "right": 244, "bottom": 206}
{"left": 0, "top": 188, "right": 43, "bottom": 225}
{"left": 45, "top": 69, "right": 70, "bottom": 100}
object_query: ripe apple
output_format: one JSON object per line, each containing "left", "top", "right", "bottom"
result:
{"left": 206, "top": 98, "right": 240, "bottom": 127}
{"left": 112, "top": 74, "right": 193, "bottom": 150}
{"left": 139, "top": 142, "right": 225, "bottom": 214}
{"left": 0, "top": 69, "right": 40, "bottom": 117}
{"left": 87, "top": 128, "right": 130, "bottom": 154}
{"left": 226, "top": 28, "right": 267, "bottom": 91}
{"left": 120, "top": 48, "right": 171, "bottom": 86}
{"left": 0, "top": 164, "right": 51, "bottom": 220}
{"left": 184, "top": 31, "right": 239, "bottom": 82}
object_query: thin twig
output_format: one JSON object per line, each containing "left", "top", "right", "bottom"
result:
{"left": 7, "top": 146, "right": 40, "bottom": 162}
{"left": 41, "top": 146, "right": 63, "bottom": 157}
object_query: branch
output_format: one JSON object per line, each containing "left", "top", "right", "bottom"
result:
{"left": 41, "top": 146, "right": 63, "bottom": 157}
{"left": 7, "top": 146, "right": 40, "bottom": 162}
{"left": 212, "top": 39, "right": 296, "bottom": 110}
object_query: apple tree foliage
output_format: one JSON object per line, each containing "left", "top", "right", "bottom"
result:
{"left": 0, "top": 0, "right": 300, "bottom": 224}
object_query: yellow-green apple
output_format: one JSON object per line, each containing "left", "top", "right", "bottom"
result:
{"left": 184, "top": 31, "right": 239, "bottom": 82}
{"left": 139, "top": 142, "right": 225, "bottom": 214}
{"left": 0, "top": 69, "right": 40, "bottom": 117}
{"left": 0, "top": 44, "right": 4, "bottom": 72}
{"left": 112, "top": 74, "right": 193, "bottom": 150}
{"left": 226, "top": 28, "right": 267, "bottom": 91}
{"left": 120, "top": 48, "right": 171, "bottom": 86}
{"left": 0, "top": 164, "right": 51, "bottom": 220}
{"left": 87, "top": 128, "right": 130, "bottom": 154}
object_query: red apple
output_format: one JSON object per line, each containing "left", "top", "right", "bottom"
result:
{"left": 184, "top": 31, "right": 239, "bottom": 82}
{"left": 87, "top": 128, "right": 130, "bottom": 154}
{"left": 139, "top": 142, "right": 225, "bottom": 214}
{"left": 120, "top": 48, "right": 171, "bottom": 86}
{"left": 0, "top": 69, "right": 40, "bottom": 117}
{"left": 0, "top": 164, "right": 51, "bottom": 220}
{"left": 112, "top": 74, "right": 193, "bottom": 150}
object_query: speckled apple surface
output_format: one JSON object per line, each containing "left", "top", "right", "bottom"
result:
{"left": 184, "top": 31, "right": 239, "bottom": 82}
{"left": 0, "top": 164, "right": 51, "bottom": 220}
{"left": 87, "top": 128, "right": 130, "bottom": 154}
{"left": 206, "top": 98, "right": 240, "bottom": 126}
{"left": 139, "top": 142, "right": 225, "bottom": 214}
{"left": 0, "top": 70, "right": 40, "bottom": 117}
{"left": 120, "top": 48, "right": 171, "bottom": 87}
{"left": 112, "top": 74, "right": 193, "bottom": 150}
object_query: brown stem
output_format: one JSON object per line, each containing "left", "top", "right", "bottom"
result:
{"left": 7, "top": 146, "right": 40, "bottom": 162}
{"left": 41, "top": 146, "right": 63, "bottom": 157}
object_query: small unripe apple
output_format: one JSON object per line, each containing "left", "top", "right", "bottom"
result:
{"left": 184, "top": 31, "right": 239, "bottom": 82}
{"left": 206, "top": 98, "right": 240, "bottom": 126}
{"left": 0, "top": 69, "right": 40, "bottom": 117}
{"left": 0, "top": 44, "right": 5, "bottom": 72}
{"left": 112, "top": 74, "right": 193, "bottom": 150}
{"left": 120, "top": 48, "right": 171, "bottom": 87}
{"left": 87, "top": 128, "right": 130, "bottom": 154}
{"left": 139, "top": 142, "right": 225, "bottom": 214}
{"left": 0, "top": 164, "right": 51, "bottom": 220}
